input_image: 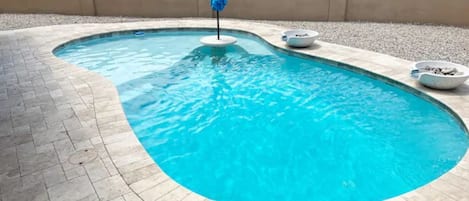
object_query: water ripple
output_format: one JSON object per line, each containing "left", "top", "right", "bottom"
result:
{"left": 55, "top": 31, "right": 469, "bottom": 201}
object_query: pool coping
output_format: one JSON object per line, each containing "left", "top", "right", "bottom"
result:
{"left": 2, "top": 20, "right": 469, "bottom": 201}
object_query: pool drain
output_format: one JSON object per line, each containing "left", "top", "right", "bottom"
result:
{"left": 68, "top": 148, "right": 98, "bottom": 165}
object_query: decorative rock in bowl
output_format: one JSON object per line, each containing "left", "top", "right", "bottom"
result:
{"left": 281, "top": 29, "right": 319, "bottom": 48}
{"left": 411, "top": 60, "right": 469, "bottom": 89}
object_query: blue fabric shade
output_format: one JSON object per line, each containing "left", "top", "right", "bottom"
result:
{"left": 211, "top": 0, "right": 228, "bottom": 11}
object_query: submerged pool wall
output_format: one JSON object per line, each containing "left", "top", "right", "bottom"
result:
{"left": 1, "top": 0, "right": 469, "bottom": 26}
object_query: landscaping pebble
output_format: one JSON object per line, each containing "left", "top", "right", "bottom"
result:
{"left": 1, "top": 14, "right": 468, "bottom": 65}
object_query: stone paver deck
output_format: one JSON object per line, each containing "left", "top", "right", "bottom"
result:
{"left": 0, "top": 20, "right": 468, "bottom": 201}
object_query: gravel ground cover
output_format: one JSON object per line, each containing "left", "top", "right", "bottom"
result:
{"left": 1, "top": 13, "right": 468, "bottom": 65}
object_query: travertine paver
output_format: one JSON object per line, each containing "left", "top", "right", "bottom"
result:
{"left": 3, "top": 183, "right": 48, "bottom": 201}
{"left": 42, "top": 165, "right": 67, "bottom": 188}
{"left": 0, "top": 20, "right": 468, "bottom": 201}
{"left": 93, "top": 175, "right": 131, "bottom": 200}
{"left": 47, "top": 176, "right": 95, "bottom": 201}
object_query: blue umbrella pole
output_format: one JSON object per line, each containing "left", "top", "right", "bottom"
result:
{"left": 217, "top": 11, "right": 220, "bottom": 40}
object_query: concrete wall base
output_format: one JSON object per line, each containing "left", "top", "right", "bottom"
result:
{"left": 1, "top": 0, "right": 468, "bottom": 26}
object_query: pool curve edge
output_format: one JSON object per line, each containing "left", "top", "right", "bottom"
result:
{"left": 20, "top": 20, "right": 469, "bottom": 200}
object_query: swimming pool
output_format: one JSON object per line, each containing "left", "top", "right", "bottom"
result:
{"left": 55, "top": 29, "right": 469, "bottom": 201}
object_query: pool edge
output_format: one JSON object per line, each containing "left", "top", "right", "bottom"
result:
{"left": 20, "top": 20, "right": 469, "bottom": 200}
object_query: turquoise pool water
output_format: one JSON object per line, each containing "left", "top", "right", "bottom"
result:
{"left": 55, "top": 30, "right": 469, "bottom": 201}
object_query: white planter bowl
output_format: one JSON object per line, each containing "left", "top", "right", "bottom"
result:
{"left": 413, "top": 60, "right": 469, "bottom": 90}
{"left": 281, "top": 29, "right": 319, "bottom": 48}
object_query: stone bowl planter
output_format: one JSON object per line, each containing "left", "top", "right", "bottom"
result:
{"left": 411, "top": 61, "right": 469, "bottom": 89}
{"left": 281, "top": 29, "right": 319, "bottom": 48}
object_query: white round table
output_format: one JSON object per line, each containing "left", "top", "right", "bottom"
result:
{"left": 200, "top": 35, "right": 237, "bottom": 47}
